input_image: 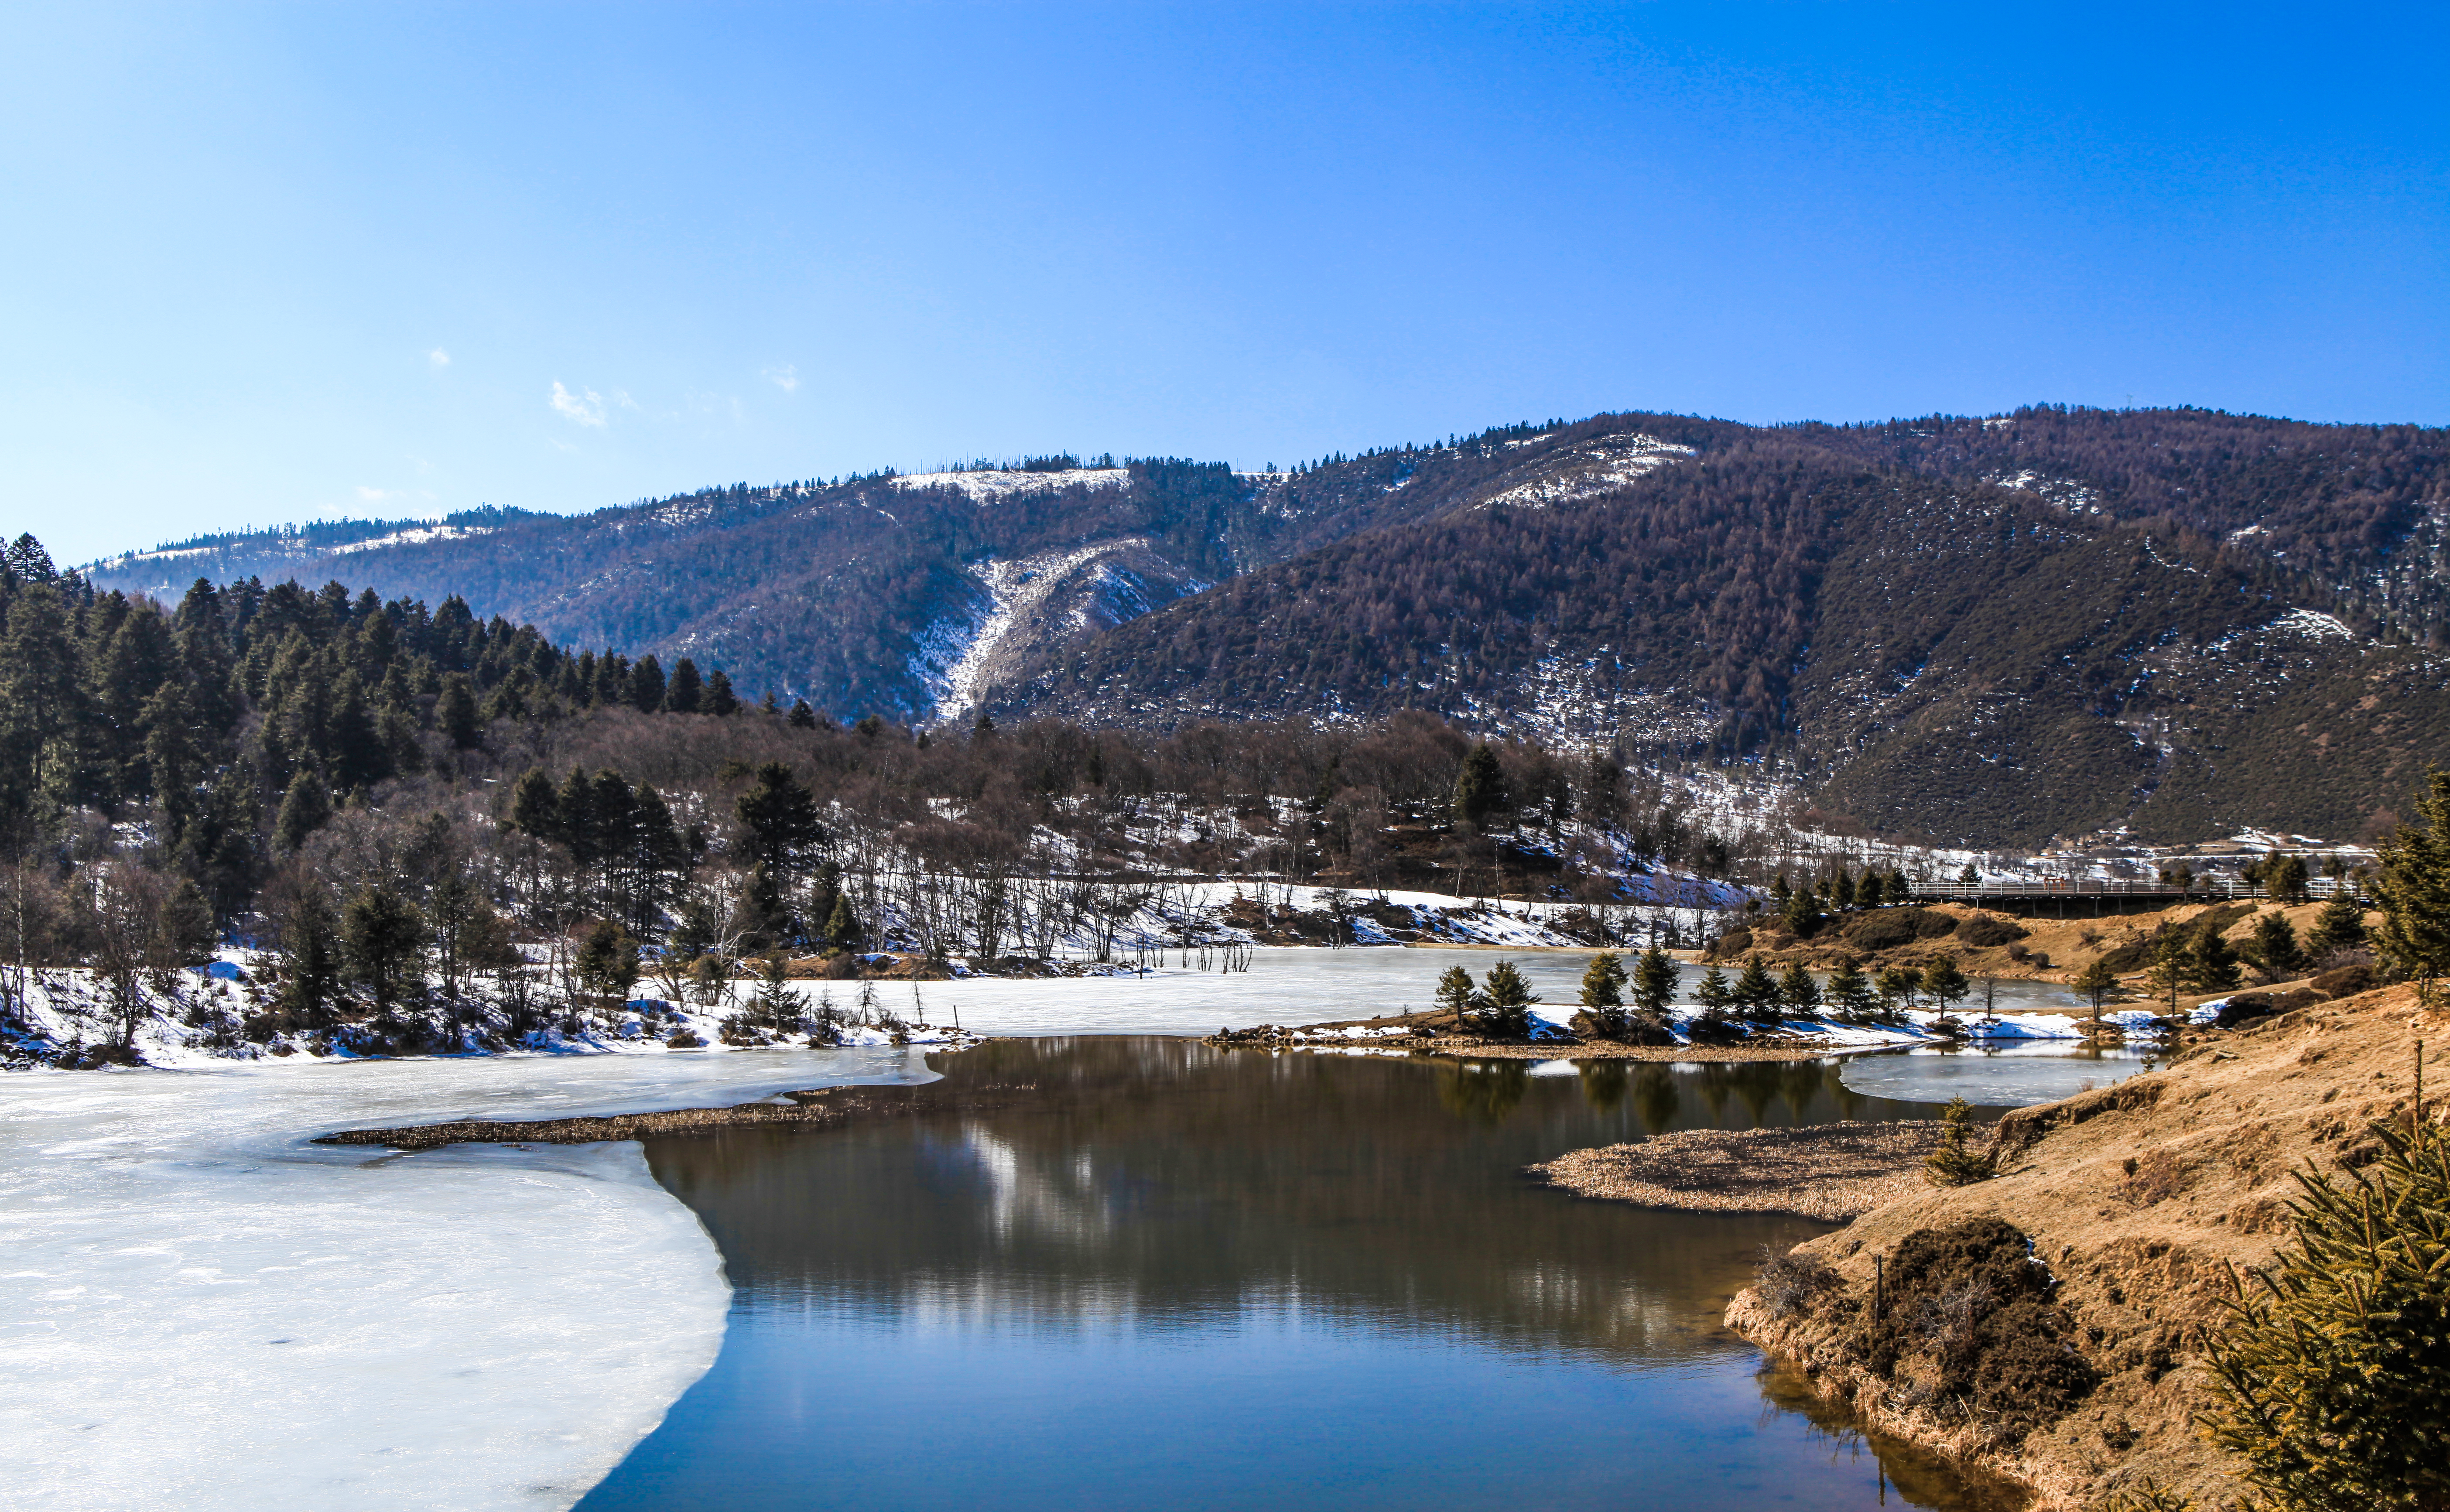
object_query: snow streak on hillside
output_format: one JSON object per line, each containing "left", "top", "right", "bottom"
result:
{"left": 1476, "top": 432, "right": 1694, "bottom": 509}
{"left": 889, "top": 468, "right": 1129, "bottom": 503}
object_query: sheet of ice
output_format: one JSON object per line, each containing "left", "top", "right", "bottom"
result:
{"left": 0, "top": 1048, "right": 933, "bottom": 1512}
{"left": 1837, "top": 1041, "right": 2156, "bottom": 1108}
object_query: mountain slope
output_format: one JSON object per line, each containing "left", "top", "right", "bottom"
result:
{"left": 84, "top": 407, "right": 2450, "bottom": 846}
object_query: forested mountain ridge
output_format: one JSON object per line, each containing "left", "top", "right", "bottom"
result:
{"left": 82, "top": 407, "right": 2450, "bottom": 846}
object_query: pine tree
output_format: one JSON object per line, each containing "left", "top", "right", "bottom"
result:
{"left": 1876, "top": 964, "right": 1924, "bottom": 1020}
{"left": 2072, "top": 957, "right": 2121, "bottom": 1015}
{"left": 704, "top": 670, "right": 740, "bottom": 716}
{"left": 665, "top": 657, "right": 703, "bottom": 714}
{"left": 436, "top": 674, "right": 481, "bottom": 749}
{"left": 1695, "top": 962, "right": 1734, "bottom": 1013}
{"left": 735, "top": 762, "right": 822, "bottom": 876}
{"left": 787, "top": 699, "right": 819, "bottom": 729}
{"left": 1434, "top": 964, "right": 1478, "bottom": 1027}
{"left": 507, "top": 767, "right": 562, "bottom": 843}
{"left": 1733, "top": 954, "right": 1779, "bottom": 1018}
{"left": 628, "top": 656, "right": 666, "bottom": 714}
{"left": 2372, "top": 768, "right": 2450, "bottom": 1004}
{"left": 1632, "top": 945, "right": 1678, "bottom": 1018}
{"left": 1924, "top": 1096, "right": 1997, "bottom": 1187}
{"left": 1778, "top": 959, "right": 1823, "bottom": 1017}
{"left": 823, "top": 892, "right": 861, "bottom": 951}
{"left": 274, "top": 771, "right": 331, "bottom": 852}
{"left": 1454, "top": 742, "right": 1506, "bottom": 828}
{"left": 573, "top": 918, "right": 638, "bottom": 1008}
{"left": 2310, "top": 892, "right": 2371, "bottom": 958}
{"left": 2253, "top": 910, "right": 2311, "bottom": 983}
{"left": 1478, "top": 959, "right": 1538, "bottom": 1038}
{"left": 277, "top": 890, "right": 339, "bottom": 1029}
{"left": 2203, "top": 1079, "right": 2449, "bottom": 1510}
{"left": 1579, "top": 949, "right": 1628, "bottom": 1037}
{"left": 341, "top": 885, "right": 424, "bottom": 1011}
{"left": 1831, "top": 868, "right": 1856, "bottom": 911}
{"left": 2144, "top": 934, "right": 2188, "bottom": 1013}
{"left": 2187, "top": 923, "right": 2246, "bottom": 993}
{"left": 1856, "top": 869, "right": 1886, "bottom": 910}
{"left": 1923, "top": 957, "right": 1971, "bottom": 1018}
{"left": 1827, "top": 956, "right": 1878, "bottom": 1022}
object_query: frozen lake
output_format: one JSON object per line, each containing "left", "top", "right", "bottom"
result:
{"left": 1, "top": 948, "right": 2088, "bottom": 1511}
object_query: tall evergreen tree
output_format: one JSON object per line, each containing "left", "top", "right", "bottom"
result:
{"left": 2372, "top": 769, "right": 2450, "bottom": 1003}
{"left": 274, "top": 771, "right": 331, "bottom": 852}
{"left": 1631, "top": 945, "right": 1678, "bottom": 1018}
{"left": 665, "top": 657, "right": 703, "bottom": 714}
{"left": 1454, "top": 742, "right": 1506, "bottom": 828}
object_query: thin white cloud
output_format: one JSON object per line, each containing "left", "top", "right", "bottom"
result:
{"left": 428, "top": 348, "right": 450, "bottom": 368}
{"left": 763, "top": 363, "right": 798, "bottom": 393}
{"left": 550, "top": 381, "right": 607, "bottom": 428}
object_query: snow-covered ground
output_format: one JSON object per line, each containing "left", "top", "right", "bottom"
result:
{"left": 887, "top": 467, "right": 1128, "bottom": 503}
{"left": 0, "top": 1048, "right": 934, "bottom": 1512}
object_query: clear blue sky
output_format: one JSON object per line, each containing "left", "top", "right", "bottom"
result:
{"left": 6, "top": 3, "right": 2444, "bottom": 565}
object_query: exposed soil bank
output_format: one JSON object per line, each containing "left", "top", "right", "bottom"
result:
{"left": 1722, "top": 983, "right": 2448, "bottom": 1511}
{"left": 1531, "top": 1122, "right": 1948, "bottom": 1221}
{"left": 315, "top": 1051, "right": 1020, "bottom": 1150}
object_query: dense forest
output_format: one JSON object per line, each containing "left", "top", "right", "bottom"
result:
{"left": 80, "top": 406, "right": 2450, "bottom": 848}
{"left": 4, "top": 533, "right": 1781, "bottom": 1064}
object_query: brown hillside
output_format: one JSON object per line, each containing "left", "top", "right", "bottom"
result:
{"left": 1724, "top": 982, "right": 2446, "bottom": 1510}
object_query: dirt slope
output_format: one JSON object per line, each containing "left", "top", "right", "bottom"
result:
{"left": 1725, "top": 982, "right": 2447, "bottom": 1510}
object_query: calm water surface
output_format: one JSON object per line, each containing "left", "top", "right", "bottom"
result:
{"left": 581, "top": 1038, "right": 2021, "bottom": 1512}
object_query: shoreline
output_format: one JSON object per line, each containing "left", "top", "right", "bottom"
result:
{"left": 315, "top": 1052, "right": 1015, "bottom": 1150}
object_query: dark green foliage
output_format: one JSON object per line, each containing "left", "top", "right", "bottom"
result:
{"left": 1454, "top": 742, "right": 1506, "bottom": 828}
{"left": 2251, "top": 910, "right": 2311, "bottom": 982}
{"left": 1434, "top": 964, "right": 1477, "bottom": 1024}
{"left": 436, "top": 674, "right": 480, "bottom": 748}
{"left": 1733, "top": 954, "right": 1780, "bottom": 1019}
{"left": 734, "top": 763, "right": 823, "bottom": 876}
{"left": 1577, "top": 949, "right": 1628, "bottom": 1036}
{"left": 1777, "top": 959, "right": 1823, "bottom": 1016}
{"left": 1694, "top": 963, "right": 1733, "bottom": 1014}
{"left": 1924, "top": 1096, "right": 1997, "bottom": 1187}
{"left": 1631, "top": 945, "right": 1678, "bottom": 1018}
{"left": 1826, "top": 956, "right": 1879, "bottom": 1022}
{"left": 274, "top": 773, "right": 331, "bottom": 852}
{"left": 1851, "top": 1216, "right": 2093, "bottom": 1439}
{"left": 341, "top": 885, "right": 424, "bottom": 1011}
{"left": 2372, "top": 768, "right": 2450, "bottom": 1002}
{"left": 574, "top": 919, "right": 639, "bottom": 1005}
{"left": 2202, "top": 1101, "right": 2450, "bottom": 1511}
{"left": 1477, "top": 959, "right": 1537, "bottom": 1038}
{"left": 2188, "top": 925, "right": 2247, "bottom": 994}
{"left": 823, "top": 892, "right": 861, "bottom": 951}
{"left": 1923, "top": 957, "right": 1971, "bottom": 1016}
{"left": 277, "top": 891, "right": 340, "bottom": 1028}
{"left": 665, "top": 657, "right": 702, "bottom": 714}
{"left": 2310, "top": 894, "right": 2369, "bottom": 958}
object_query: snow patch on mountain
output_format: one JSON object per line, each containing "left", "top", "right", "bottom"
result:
{"left": 1476, "top": 433, "right": 1694, "bottom": 509}
{"left": 890, "top": 468, "right": 1129, "bottom": 503}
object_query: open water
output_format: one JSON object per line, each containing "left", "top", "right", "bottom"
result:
{"left": 581, "top": 1038, "right": 2027, "bottom": 1512}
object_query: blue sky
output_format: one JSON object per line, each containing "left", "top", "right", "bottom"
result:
{"left": 6, "top": 3, "right": 2444, "bottom": 565}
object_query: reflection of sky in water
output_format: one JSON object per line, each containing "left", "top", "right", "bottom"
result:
{"left": 1840, "top": 1042, "right": 2157, "bottom": 1107}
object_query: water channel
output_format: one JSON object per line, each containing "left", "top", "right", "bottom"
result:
{"left": 579, "top": 1037, "right": 2035, "bottom": 1512}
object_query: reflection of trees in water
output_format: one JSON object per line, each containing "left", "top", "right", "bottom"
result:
{"left": 1577, "top": 1060, "right": 1628, "bottom": 1115}
{"left": 1435, "top": 1060, "right": 1530, "bottom": 1125}
{"left": 647, "top": 1039, "right": 1932, "bottom": 1370}
{"left": 1636, "top": 1065, "right": 1681, "bottom": 1135}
